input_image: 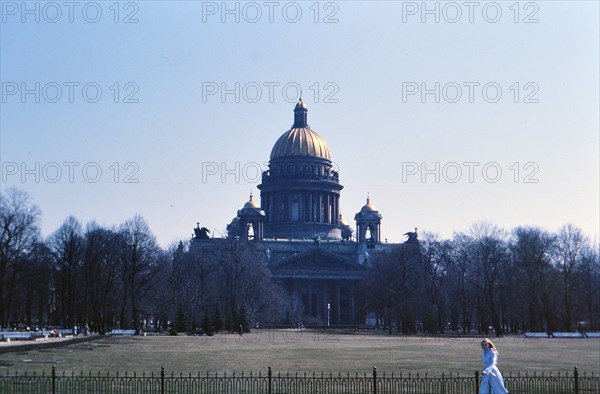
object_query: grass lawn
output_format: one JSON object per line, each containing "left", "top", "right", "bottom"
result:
{"left": 1, "top": 330, "right": 598, "bottom": 376}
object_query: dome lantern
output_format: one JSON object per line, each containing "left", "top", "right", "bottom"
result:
{"left": 293, "top": 98, "right": 308, "bottom": 128}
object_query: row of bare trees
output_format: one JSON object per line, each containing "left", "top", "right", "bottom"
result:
{"left": 361, "top": 223, "right": 600, "bottom": 336}
{"left": 1, "top": 188, "right": 164, "bottom": 332}
{"left": 0, "top": 188, "right": 280, "bottom": 333}
{"left": 2, "top": 188, "right": 598, "bottom": 335}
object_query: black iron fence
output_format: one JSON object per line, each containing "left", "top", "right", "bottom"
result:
{"left": 0, "top": 366, "right": 598, "bottom": 393}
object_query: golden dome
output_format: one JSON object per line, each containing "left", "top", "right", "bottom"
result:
{"left": 243, "top": 193, "right": 260, "bottom": 209}
{"left": 270, "top": 127, "right": 331, "bottom": 160}
{"left": 360, "top": 197, "right": 377, "bottom": 213}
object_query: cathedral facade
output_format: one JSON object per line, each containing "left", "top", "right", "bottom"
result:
{"left": 195, "top": 100, "right": 416, "bottom": 325}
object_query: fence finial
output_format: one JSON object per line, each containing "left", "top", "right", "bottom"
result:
{"left": 372, "top": 367, "right": 377, "bottom": 394}
{"left": 52, "top": 365, "right": 56, "bottom": 394}
{"left": 268, "top": 366, "right": 273, "bottom": 394}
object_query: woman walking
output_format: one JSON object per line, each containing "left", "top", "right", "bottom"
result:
{"left": 479, "top": 338, "right": 509, "bottom": 393}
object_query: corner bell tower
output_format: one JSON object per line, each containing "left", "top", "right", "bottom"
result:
{"left": 354, "top": 196, "right": 382, "bottom": 243}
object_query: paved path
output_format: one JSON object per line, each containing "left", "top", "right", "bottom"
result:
{"left": 0, "top": 334, "right": 103, "bottom": 354}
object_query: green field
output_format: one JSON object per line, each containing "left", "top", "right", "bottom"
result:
{"left": 1, "top": 330, "right": 599, "bottom": 376}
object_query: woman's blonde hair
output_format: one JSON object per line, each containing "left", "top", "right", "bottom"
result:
{"left": 481, "top": 338, "right": 499, "bottom": 355}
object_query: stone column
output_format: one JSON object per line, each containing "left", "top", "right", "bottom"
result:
{"left": 309, "top": 193, "right": 313, "bottom": 222}
{"left": 333, "top": 195, "right": 338, "bottom": 225}
{"left": 336, "top": 282, "right": 341, "bottom": 324}
{"left": 325, "top": 194, "right": 330, "bottom": 223}
{"left": 317, "top": 194, "right": 322, "bottom": 222}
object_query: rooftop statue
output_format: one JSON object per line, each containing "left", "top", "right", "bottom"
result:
{"left": 194, "top": 224, "right": 211, "bottom": 240}
{"left": 404, "top": 229, "right": 419, "bottom": 244}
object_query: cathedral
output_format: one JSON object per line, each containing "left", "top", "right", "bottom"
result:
{"left": 193, "top": 100, "right": 417, "bottom": 325}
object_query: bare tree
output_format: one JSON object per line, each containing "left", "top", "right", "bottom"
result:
{"left": 576, "top": 244, "right": 600, "bottom": 331}
{"left": 146, "top": 248, "right": 175, "bottom": 332}
{"left": 466, "top": 222, "right": 509, "bottom": 336}
{"left": 509, "top": 226, "right": 555, "bottom": 332}
{"left": 82, "top": 223, "right": 123, "bottom": 333}
{"left": 418, "top": 233, "right": 450, "bottom": 334}
{"left": 363, "top": 244, "right": 420, "bottom": 334}
{"left": 447, "top": 233, "right": 478, "bottom": 334}
{"left": 16, "top": 241, "right": 52, "bottom": 328}
{"left": 47, "top": 216, "right": 83, "bottom": 327}
{"left": 236, "top": 246, "right": 280, "bottom": 325}
{"left": 190, "top": 239, "right": 282, "bottom": 332}
{"left": 0, "top": 188, "right": 41, "bottom": 326}
{"left": 172, "top": 241, "right": 218, "bottom": 332}
{"left": 358, "top": 256, "right": 391, "bottom": 331}
{"left": 554, "top": 224, "right": 586, "bottom": 331}
{"left": 119, "top": 215, "right": 161, "bottom": 329}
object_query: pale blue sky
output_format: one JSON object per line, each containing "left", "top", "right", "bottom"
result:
{"left": 1, "top": 1, "right": 598, "bottom": 247}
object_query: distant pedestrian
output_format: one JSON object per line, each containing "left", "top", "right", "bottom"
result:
{"left": 479, "top": 338, "right": 509, "bottom": 393}
{"left": 239, "top": 325, "right": 243, "bottom": 336}
{"left": 83, "top": 323, "right": 89, "bottom": 336}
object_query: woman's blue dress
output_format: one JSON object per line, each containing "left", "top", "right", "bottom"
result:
{"left": 479, "top": 348, "right": 509, "bottom": 393}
